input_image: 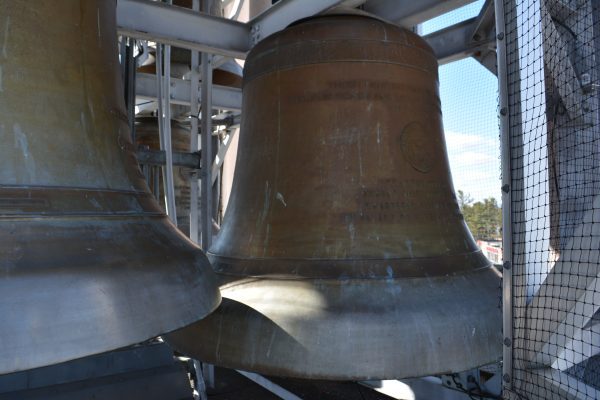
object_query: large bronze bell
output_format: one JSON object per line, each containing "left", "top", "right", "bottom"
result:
{"left": 135, "top": 117, "right": 193, "bottom": 235}
{"left": 167, "top": 11, "right": 501, "bottom": 379}
{"left": 0, "top": 0, "right": 220, "bottom": 374}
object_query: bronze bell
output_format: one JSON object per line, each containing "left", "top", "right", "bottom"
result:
{"left": 0, "top": 0, "right": 220, "bottom": 374}
{"left": 135, "top": 117, "right": 193, "bottom": 235}
{"left": 167, "top": 10, "right": 501, "bottom": 379}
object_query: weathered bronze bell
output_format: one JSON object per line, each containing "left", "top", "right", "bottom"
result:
{"left": 0, "top": 0, "right": 220, "bottom": 374}
{"left": 135, "top": 117, "right": 193, "bottom": 234}
{"left": 167, "top": 11, "right": 501, "bottom": 379}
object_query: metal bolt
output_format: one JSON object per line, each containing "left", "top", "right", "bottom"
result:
{"left": 501, "top": 184, "right": 509, "bottom": 193}
{"left": 581, "top": 73, "right": 591, "bottom": 86}
{"left": 500, "top": 107, "right": 508, "bottom": 116}
{"left": 504, "top": 338, "right": 512, "bottom": 347}
{"left": 497, "top": 32, "right": 505, "bottom": 40}
{"left": 503, "top": 261, "right": 511, "bottom": 270}
{"left": 503, "top": 373, "right": 511, "bottom": 383}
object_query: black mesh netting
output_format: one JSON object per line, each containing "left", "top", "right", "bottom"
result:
{"left": 503, "top": 0, "right": 600, "bottom": 399}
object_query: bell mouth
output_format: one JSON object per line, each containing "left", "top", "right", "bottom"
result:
{"left": 207, "top": 251, "right": 491, "bottom": 280}
{"left": 0, "top": 216, "right": 221, "bottom": 375}
{"left": 166, "top": 267, "right": 502, "bottom": 380}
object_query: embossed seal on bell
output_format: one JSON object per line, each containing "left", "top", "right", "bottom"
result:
{"left": 400, "top": 121, "right": 436, "bottom": 173}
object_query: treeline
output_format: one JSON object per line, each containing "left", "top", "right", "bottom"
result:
{"left": 457, "top": 190, "right": 502, "bottom": 240}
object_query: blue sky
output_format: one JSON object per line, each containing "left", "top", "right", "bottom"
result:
{"left": 423, "top": 1, "right": 502, "bottom": 203}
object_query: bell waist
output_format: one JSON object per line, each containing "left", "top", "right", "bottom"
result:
{"left": 208, "top": 251, "right": 492, "bottom": 280}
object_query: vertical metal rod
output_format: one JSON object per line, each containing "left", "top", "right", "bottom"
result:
{"left": 125, "top": 38, "right": 137, "bottom": 143}
{"left": 119, "top": 35, "right": 127, "bottom": 85}
{"left": 163, "top": 38, "right": 177, "bottom": 224}
{"left": 494, "top": 0, "right": 513, "bottom": 391}
{"left": 153, "top": 165, "right": 160, "bottom": 200}
{"left": 189, "top": 0, "right": 201, "bottom": 243}
{"left": 202, "top": 362, "right": 215, "bottom": 390}
{"left": 156, "top": 42, "right": 177, "bottom": 224}
{"left": 143, "top": 164, "right": 150, "bottom": 185}
{"left": 200, "top": 52, "right": 213, "bottom": 250}
{"left": 193, "top": 360, "right": 208, "bottom": 400}
{"left": 199, "top": 0, "right": 215, "bottom": 386}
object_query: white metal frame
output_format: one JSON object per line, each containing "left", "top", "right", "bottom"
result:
{"left": 494, "top": 0, "right": 514, "bottom": 393}
{"left": 498, "top": 0, "right": 600, "bottom": 399}
{"left": 117, "top": 0, "right": 496, "bottom": 66}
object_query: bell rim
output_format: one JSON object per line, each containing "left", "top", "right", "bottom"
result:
{"left": 0, "top": 215, "right": 221, "bottom": 375}
{"left": 166, "top": 266, "right": 502, "bottom": 380}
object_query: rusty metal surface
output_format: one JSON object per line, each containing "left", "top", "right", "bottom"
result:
{"left": 0, "top": 0, "right": 220, "bottom": 374}
{"left": 167, "top": 12, "right": 501, "bottom": 379}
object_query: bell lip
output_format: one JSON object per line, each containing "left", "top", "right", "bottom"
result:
{"left": 166, "top": 267, "right": 502, "bottom": 380}
{"left": 206, "top": 250, "right": 492, "bottom": 279}
{"left": 0, "top": 215, "right": 221, "bottom": 375}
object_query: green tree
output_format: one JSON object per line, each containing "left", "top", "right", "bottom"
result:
{"left": 457, "top": 192, "right": 502, "bottom": 240}
{"left": 457, "top": 190, "right": 474, "bottom": 212}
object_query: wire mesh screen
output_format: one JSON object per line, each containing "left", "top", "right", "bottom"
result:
{"left": 422, "top": 0, "right": 503, "bottom": 266}
{"left": 439, "top": 57, "right": 503, "bottom": 264}
{"left": 502, "top": 0, "right": 600, "bottom": 398}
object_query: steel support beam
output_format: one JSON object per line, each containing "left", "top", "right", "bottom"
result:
{"left": 117, "top": 0, "right": 250, "bottom": 58}
{"left": 136, "top": 149, "right": 201, "bottom": 169}
{"left": 189, "top": 0, "right": 201, "bottom": 245}
{"left": 494, "top": 0, "right": 514, "bottom": 390}
{"left": 249, "top": 0, "right": 350, "bottom": 45}
{"left": 424, "top": 17, "right": 496, "bottom": 65}
{"left": 155, "top": 43, "right": 178, "bottom": 223}
{"left": 235, "top": 371, "right": 302, "bottom": 400}
{"left": 470, "top": 0, "right": 495, "bottom": 42}
{"left": 119, "top": 0, "right": 492, "bottom": 66}
{"left": 363, "top": 0, "right": 477, "bottom": 27}
{"left": 541, "top": 0, "right": 586, "bottom": 122}
{"left": 135, "top": 73, "right": 242, "bottom": 111}
{"left": 200, "top": 53, "right": 213, "bottom": 250}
